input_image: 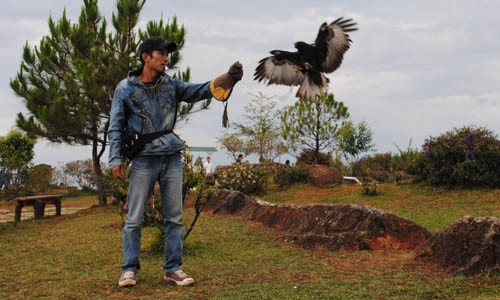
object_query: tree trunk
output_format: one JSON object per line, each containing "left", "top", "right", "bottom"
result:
{"left": 92, "top": 138, "right": 107, "bottom": 206}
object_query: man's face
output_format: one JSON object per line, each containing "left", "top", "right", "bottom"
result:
{"left": 143, "top": 49, "right": 169, "bottom": 73}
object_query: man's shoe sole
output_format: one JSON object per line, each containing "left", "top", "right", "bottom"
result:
{"left": 118, "top": 279, "right": 136, "bottom": 287}
{"left": 164, "top": 275, "right": 195, "bottom": 286}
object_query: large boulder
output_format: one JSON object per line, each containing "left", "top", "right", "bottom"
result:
{"left": 415, "top": 216, "right": 499, "bottom": 276}
{"left": 307, "top": 164, "right": 341, "bottom": 186}
{"left": 208, "top": 189, "right": 431, "bottom": 251}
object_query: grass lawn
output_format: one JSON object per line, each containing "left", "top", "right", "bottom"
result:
{"left": 0, "top": 185, "right": 498, "bottom": 299}
{"left": 263, "top": 183, "right": 500, "bottom": 233}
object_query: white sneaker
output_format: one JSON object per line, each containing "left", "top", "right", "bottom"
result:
{"left": 118, "top": 271, "right": 136, "bottom": 287}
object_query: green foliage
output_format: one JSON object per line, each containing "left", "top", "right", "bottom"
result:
{"left": 415, "top": 126, "right": 500, "bottom": 187}
{"left": 0, "top": 129, "right": 36, "bottom": 197}
{"left": 281, "top": 92, "right": 349, "bottom": 163}
{"left": 352, "top": 153, "right": 392, "bottom": 177}
{"left": 28, "top": 164, "right": 54, "bottom": 193}
{"left": 351, "top": 143, "right": 421, "bottom": 182}
{"left": 392, "top": 139, "right": 423, "bottom": 175}
{"left": 182, "top": 151, "right": 206, "bottom": 199}
{"left": 275, "top": 165, "right": 309, "bottom": 187}
{"left": 102, "top": 167, "right": 128, "bottom": 202}
{"left": 217, "top": 162, "right": 269, "bottom": 195}
{"left": 361, "top": 180, "right": 378, "bottom": 196}
{"left": 217, "top": 133, "right": 253, "bottom": 162}
{"left": 296, "top": 149, "right": 334, "bottom": 166}
{"left": 228, "top": 92, "right": 286, "bottom": 163}
{"left": 337, "top": 120, "right": 375, "bottom": 160}
{"left": 62, "top": 160, "right": 98, "bottom": 191}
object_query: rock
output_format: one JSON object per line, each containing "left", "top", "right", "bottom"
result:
{"left": 307, "top": 164, "right": 341, "bottom": 186}
{"left": 209, "top": 189, "right": 431, "bottom": 251}
{"left": 415, "top": 216, "right": 499, "bottom": 276}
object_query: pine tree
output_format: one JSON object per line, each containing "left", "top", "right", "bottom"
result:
{"left": 281, "top": 92, "right": 350, "bottom": 163}
{"left": 10, "top": 0, "right": 209, "bottom": 205}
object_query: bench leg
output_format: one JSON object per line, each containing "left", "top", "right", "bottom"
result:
{"left": 14, "top": 203, "right": 23, "bottom": 222}
{"left": 34, "top": 200, "right": 43, "bottom": 220}
{"left": 55, "top": 199, "right": 61, "bottom": 216}
{"left": 40, "top": 200, "right": 46, "bottom": 217}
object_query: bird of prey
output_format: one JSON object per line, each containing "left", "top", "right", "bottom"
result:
{"left": 254, "top": 17, "right": 357, "bottom": 100}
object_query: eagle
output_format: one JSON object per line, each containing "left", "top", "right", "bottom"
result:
{"left": 254, "top": 17, "right": 357, "bottom": 100}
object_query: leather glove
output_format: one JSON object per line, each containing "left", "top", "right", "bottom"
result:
{"left": 210, "top": 61, "right": 243, "bottom": 101}
{"left": 227, "top": 61, "right": 243, "bottom": 83}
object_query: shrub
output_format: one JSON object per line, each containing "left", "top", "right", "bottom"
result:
{"left": 370, "top": 170, "right": 390, "bottom": 182}
{"left": 276, "top": 165, "right": 309, "bottom": 187}
{"left": 296, "top": 149, "right": 334, "bottom": 167}
{"left": 361, "top": 180, "right": 377, "bottom": 196}
{"left": 351, "top": 150, "right": 422, "bottom": 183}
{"left": 352, "top": 153, "right": 392, "bottom": 178}
{"left": 217, "top": 162, "right": 269, "bottom": 194}
{"left": 415, "top": 126, "right": 500, "bottom": 187}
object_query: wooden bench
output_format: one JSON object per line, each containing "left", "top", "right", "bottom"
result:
{"left": 13, "top": 194, "right": 63, "bottom": 222}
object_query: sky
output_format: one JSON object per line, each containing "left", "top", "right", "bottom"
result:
{"left": 1, "top": 0, "right": 499, "bottom": 168}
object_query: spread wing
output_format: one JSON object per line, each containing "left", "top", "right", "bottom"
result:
{"left": 315, "top": 17, "right": 357, "bottom": 73}
{"left": 254, "top": 50, "right": 305, "bottom": 86}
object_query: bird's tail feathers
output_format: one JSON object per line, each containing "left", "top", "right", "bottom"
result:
{"left": 297, "top": 74, "right": 329, "bottom": 100}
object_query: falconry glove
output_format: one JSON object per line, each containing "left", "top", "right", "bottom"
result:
{"left": 210, "top": 61, "right": 243, "bottom": 127}
{"left": 211, "top": 61, "right": 243, "bottom": 100}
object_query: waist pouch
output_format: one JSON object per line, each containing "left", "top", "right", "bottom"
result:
{"left": 121, "top": 129, "right": 172, "bottom": 161}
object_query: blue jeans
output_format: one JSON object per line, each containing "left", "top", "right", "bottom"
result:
{"left": 121, "top": 153, "right": 184, "bottom": 274}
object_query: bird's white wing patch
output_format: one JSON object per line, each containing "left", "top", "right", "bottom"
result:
{"left": 321, "top": 18, "right": 357, "bottom": 73}
{"left": 255, "top": 56, "right": 304, "bottom": 86}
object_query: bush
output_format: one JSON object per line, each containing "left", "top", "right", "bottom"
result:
{"left": 296, "top": 149, "right": 334, "bottom": 167}
{"left": 415, "top": 126, "right": 500, "bottom": 187}
{"left": 351, "top": 150, "right": 422, "bottom": 183}
{"left": 361, "top": 180, "right": 377, "bottom": 196}
{"left": 276, "top": 165, "right": 309, "bottom": 187}
{"left": 352, "top": 153, "right": 392, "bottom": 178}
{"left": 217, "top": 162, "right": 269, "bottom": 194}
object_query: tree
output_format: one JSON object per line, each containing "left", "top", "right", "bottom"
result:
{"left": 10, "top": 0, "right": 209, "bottom": 205}
{"left": 217, "top": 133, "right": 253, "bottom": 162}
{"left": 337, "top": 120, "right": 375, "bottom": 161}
{"left": 0, "top": 130, "right": 36, "bottom": 195}
{"left": 281, "top": 92, "right": 349, "bottom": 163}
{"left": 28, "top": 164, "right": 54, "bottom": 193}
{"left": 63, "top": 159, "right": 101, "bottom": 191}
{"left": 229, "top": 92, "right": 286, "bottom": 163}
{"left": 51, "top": 164, "right": 69, "bottom": 188}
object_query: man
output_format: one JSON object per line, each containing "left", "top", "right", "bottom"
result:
{"left": 108, "top": 36, "right": 243, "bottom": 287}
{"left": 203, "top": 156, "right": 212, "bottom": 174}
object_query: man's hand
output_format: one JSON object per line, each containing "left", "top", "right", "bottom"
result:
{"left": 112, "top": 164, "right": 126, "bottom": 180}
{"left": 228, "top": 61, "right": 243, "bottom": 83}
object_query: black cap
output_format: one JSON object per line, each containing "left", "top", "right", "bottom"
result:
{"left": 138, "top": 36, "right": 177, "bottom": 58}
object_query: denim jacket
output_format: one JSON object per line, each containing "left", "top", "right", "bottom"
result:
{"left": 108, "top": 70, "right": 212, "bottom": 168}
